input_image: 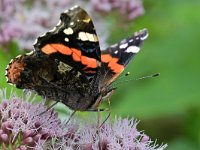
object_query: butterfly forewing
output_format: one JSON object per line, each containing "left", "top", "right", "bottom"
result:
{"left": 100, "top": 29, "right": 148, "bottom": 85}
{"left": 34, "top": 6, "right": 101, "bottom": 76}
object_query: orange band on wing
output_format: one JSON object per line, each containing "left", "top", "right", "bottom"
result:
{"left": 72, "top": 48, "right": 81, "bottom": 57}
{"left": 41, "top": 44, "right": 57, "bottom": 54}
{"left": 81, "top": 56, "right": 97, "bottom": 69}
{"left": 41, "top": 44, "right": 98, "bottom": 71}
{"left": 110, "top": 63, "right": 124, "bottom": 74}
{"left": 72, "top": 53, "right": 81, "bottom": 62}
{"left": 108, "top": 58, "right": 118, "bottom": 68}
{"left": 41, "top": 44, "right": 72, "bottom": 55}
{"left": 51, "top": 44, "right": 72, "bottom": 55}
{"left": 102, "top": 54, "right": 125, "bottom": 74}
{"left": 101, "top": 54, "right": 112, "bottom": 63}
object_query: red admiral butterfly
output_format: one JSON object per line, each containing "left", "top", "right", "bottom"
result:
{"left": 5, "top": 6, "right": 148, "bottom": 111}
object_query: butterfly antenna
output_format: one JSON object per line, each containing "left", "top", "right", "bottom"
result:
{"left": 134, "top": 73, "right": 160, "bottom": 80}
{"left": 111, "top": 73, "right": 160, "bottom": 87}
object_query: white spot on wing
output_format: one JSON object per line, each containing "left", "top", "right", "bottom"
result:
{"left": 129, "top": 39, "right": 133, "bottom": 43}
{"left": 5, "top": 70, "right": 8, "bottom": 76}
{"left": 63, "top": 27, "right": 73, "bottom": 35}
{"left": 119, "top": 43, "right": 128, "bottom": 49}
{"left": 93, "top": 34, "right": 98, "bottom": 42}
{"left": 15, "top": 55, "right": 22, "bottom": 58}
{"left": 40, "top": 33, "right": 46, "bottom": 37}
{"left": 110, "top": 44, "right": 118, "bottom": 48}
{"left": 79, "top": 32, "right": 98, "bottom": 42}
{"left": 70, "top": 5, "right": 79, "bottom": 10}
{"left": 64, "top": 9, "right": 69, "bottom": 13}
{"left": 9, "top": 59, "right": 14, "bottom": 64}
{"left": 64, "top": 38, "right": 69, "bottom": 42}
{"left": 86, "top": 33, "right": 93, "bottom": 41}
{"left": 25, "top": 51, "right": 34, "bottom": 56}
{"left": 57, "top": 20, "right": 62, "bottom": 26}
{"left": 79, "top": 32, "right": 88, "bottom": 41}
{"left": 33, "top": 39, "right": 38, "bottom": 45}
{"left": 49, "top": 27, "right": 56, "bottom": 32}
{"left": 125, "top": 46, "right": 140, "bottom": 53}
{"left": 8, "top": 83, "right": 14, "bottom": 86}
{"left": 74, "top": 5, "right": 79, "bottom": 8}
{"left": 5, "top": 65, "right": 9, "bottom": 70}
{"left": 70, "top": 22, "right": 74, "bottom": 26}
{"left": 87, "top": 33, "right": 98, "bottom": 42}
{"left": 114, "top": 50, "right": 118, "bottom": 54}
{"left": 140, "top": 32, "right": 149, "bottom": 40}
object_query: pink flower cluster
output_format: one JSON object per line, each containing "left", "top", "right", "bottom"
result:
{"left": 0, "top": 90, "right": 63, "bottom": 149}
{"left": 0, "top": 89, "right": 167, "bottom": 150}
{"left": 0, "top": 0, "right": 144, "bottom": 51}
{"left": 91, "top": 0, "right": 144, "bottom": 19}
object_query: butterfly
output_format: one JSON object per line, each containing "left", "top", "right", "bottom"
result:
{"left": 5, "top": 5, "right": 148, "bottom": 111}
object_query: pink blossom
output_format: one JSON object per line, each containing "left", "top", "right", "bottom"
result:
{"left": 0, "top": 89, "right": 167, "bottom": 149}
{"left": 0, "top": 0, "right": 144, "bottom": 51}
{"left": 0, "top": 89, "right": 64, "bottom": 149}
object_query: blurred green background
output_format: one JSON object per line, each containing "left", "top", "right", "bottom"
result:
{"left": 1, "top": 0, "right": 200, "bottom": 149}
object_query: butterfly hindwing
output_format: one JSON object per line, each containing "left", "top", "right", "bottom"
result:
{"left": 100, "top": 29, "right": 149, "bottom": 85}
{"left": 34, "top": 6, "right": 101, "bottom": 76}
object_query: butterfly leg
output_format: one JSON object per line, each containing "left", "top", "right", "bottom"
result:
{"left": 87, "top": 105, "right": 110, "bottom": 150}
{"left": 39, "top": 101, "right": 59, "bottom": 116}
{"left": 100, "top": 99, "right": 111, "bottom": 128}
{"left": 87, "top": 107, "right": 111, "bottom": 127}
{"left": 65, "top": 110, "right": 77, "bottom": 125}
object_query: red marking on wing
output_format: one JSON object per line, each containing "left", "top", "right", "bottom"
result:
{"left": 72, "top": 48, "right": 81, "bottom": 57}
{"left": 101, "top": 54, "right": 112, "bottom": 63}
{"left": 41, "top": 44, "right": 98, "bottom": 70}
{"left": 81, "top": 56, "right": 97, "bottom": 69}
{"left": 41, "top": 44, "right": 57, "bottom": 54}
{"left": 52, "top": 44, "right": 72, "bottom": 55}
{"left": 109, "top": 63, "right": 124, "bottom": 74}
{"left": 42, "top": 44, "right": 73, "bottom": 55}
{"left": 108, "top": 58, "right": 118, "bottom": 68}
{"left": 72, "top": 53, "right": 81, "bottom": 62}
{"left": 101, "top": 54, "right": 125, "bottom": 74}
